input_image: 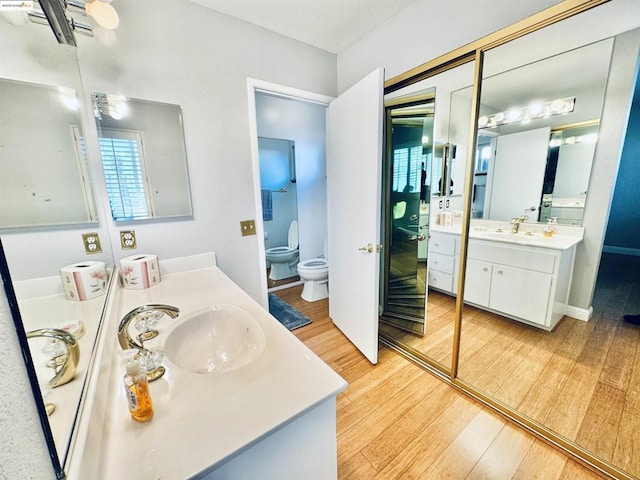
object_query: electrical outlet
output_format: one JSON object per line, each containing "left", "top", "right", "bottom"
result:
{"left": 82, "top": 233, "right": 103, "bottom": 254}
{"left": 240, "top": 220, "right": 256, "bottom": 237}
{"left": 120, "top": 230, "right": 137, "bottom": 249}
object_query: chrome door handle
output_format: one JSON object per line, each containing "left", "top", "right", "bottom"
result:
{"left": 408, "top": 234, "right": 427, "bottom": 241}
{"left": 409, "top": 214, "right": 418, "bottom": 221}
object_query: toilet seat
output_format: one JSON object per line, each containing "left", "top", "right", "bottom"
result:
{"left": 298, "top": 259, "right": 328, "bottom": 270}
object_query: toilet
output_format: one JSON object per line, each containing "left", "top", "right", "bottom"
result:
{"left": 265, "top": 220, "right": 299, "bottom": 280}
{"left": 297, "top": 239, "right": 329, "bottom": 302}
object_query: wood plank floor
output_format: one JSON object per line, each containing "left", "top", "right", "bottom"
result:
{"left": 376, "top": 252, "right": 640, "bottom": 479}
{"left": 274, "top": 286, "right": 607, "bottom": 480}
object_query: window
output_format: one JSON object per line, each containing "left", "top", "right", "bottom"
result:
{"left": 98, "top": 129, "right": 152, "bottom": 221}
{"left": 393, "top": 145, "right": 428, "bottom": 193}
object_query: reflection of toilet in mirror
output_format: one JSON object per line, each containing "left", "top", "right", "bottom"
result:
{"left": 265, "top": 220, "right": 299, "bottom": 280}
{"left": 297, "top": 238, "right": 329, "bottom": 302}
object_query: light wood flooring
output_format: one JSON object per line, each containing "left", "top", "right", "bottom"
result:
{"left": 377, "top": 252, "right": 640, "bottom": 479}
{"left": 275, "top": 286, "right": 607, "bottom": 480}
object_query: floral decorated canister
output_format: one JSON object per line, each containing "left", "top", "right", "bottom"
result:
{"left": 120, "top": 254, "right": 161, "bottom": 290}
{"left": 60, "top": 261, "right": 108, "bottom": 301}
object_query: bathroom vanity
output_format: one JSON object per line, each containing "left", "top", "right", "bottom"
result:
{"left": 67, "top": 253, "right": 347, "bottom": 479}
{"left": 428, "top": 221, "right": 584, "bottom": 330}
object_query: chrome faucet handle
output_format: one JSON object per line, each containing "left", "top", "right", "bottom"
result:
{"left": 27, "top": 328, "right": 80, "bottom": 388}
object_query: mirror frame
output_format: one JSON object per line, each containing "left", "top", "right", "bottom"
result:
{"left": 0, "top": 238, "right": 64, "bottom": 479}
{"left": 379, "top": 1, "right": 639, "bottom": 479}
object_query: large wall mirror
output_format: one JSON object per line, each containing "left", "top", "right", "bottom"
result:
{"left": 463, "top": 37, "right": 612, "bottom": 226}
{"left": 92, "top": 93, "right": 193, "bottom": 222}
{"left": 0, "top": 78, "right": 98, "bottom": 228}
{"left": 0, "top": 14, "right": 117, "bottom": 479}
{"left": 380, "top": 62, "right": 477, "bottom": 374}
{"left": 0, "top": 23, "right": 115, "bottom": 480}
{"left": 382, "top": 1, "right": 640, "bottom": 479}
{"left": 1, "top": 11, "right": 197, "bottom": 477}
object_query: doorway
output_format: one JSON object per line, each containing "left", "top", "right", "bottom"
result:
{"left": 247, "top": 80, "right": 333, "bottom": 308}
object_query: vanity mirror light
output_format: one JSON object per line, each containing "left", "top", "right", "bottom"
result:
{"left": 467, "top": 37, "right": 612, "bottom": 225}
{"left": 92, "top": 93, "right": 193, "bottom": 222}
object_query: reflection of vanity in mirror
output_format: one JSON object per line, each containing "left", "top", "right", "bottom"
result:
{"left": 380, "top": 2, "right": 640, "bottom": 479}
{"left": 0, "top": 7, "right": 192, "bottom": 477}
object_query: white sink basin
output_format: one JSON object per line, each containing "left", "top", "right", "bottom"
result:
{"left": 164, "top": 305, "right": 265, "bottom": 374}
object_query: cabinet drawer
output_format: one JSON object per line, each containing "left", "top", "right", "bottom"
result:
{"left": 468, "top": 241, "right": 556, "bottom": 274}
{"left": 429, "top": 252, "right": 455, "bottom": 274}
{"left": 429, "top": 235, "right": 456, "bottom": 255}
{"left": 428, "top": 270, "right": 453, "bottom": 292}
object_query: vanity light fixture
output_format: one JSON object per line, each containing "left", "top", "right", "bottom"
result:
{"left": 92, "top": 92, "right": 129, "bottom": 120}
{"left": 1, "top": 0, "right": 120, "bottom": 46}
{"left": 84, "top": 0, "right": 118, "bottom": 29}
{"left": 548, "top": 132, "right": 597, "bottom": 148}
{"left": 478, "top": 96, "right": 576, "bottom": 128}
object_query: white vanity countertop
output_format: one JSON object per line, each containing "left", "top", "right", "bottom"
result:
{"left": 92, "top": 266, "right": 347, "bottom": 479}
{"left": 431, "top": 219, "right": 584, "bottom": 250}
{"left": 17, "top": 290, "right": 106, "bottom": 460}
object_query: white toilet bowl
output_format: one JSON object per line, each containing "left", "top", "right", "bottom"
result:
{"left": 297, "top": 258, "right": 329, "bottom": 302}
{"left": 265, "top": 220, "right": 299, "bottom": 280}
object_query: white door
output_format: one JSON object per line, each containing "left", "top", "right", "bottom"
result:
{"left": 487, "top": 127, "right": 551, "bottom": 220}
{"left": 326, "top": 68, "right": 384, "bottom": 364}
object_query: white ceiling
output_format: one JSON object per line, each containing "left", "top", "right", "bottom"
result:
{"left": 188, "top": 0, "right": 419, "bottom": 54}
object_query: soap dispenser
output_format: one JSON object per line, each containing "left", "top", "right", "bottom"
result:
{"left": 119, "top": 350, "right": 154, "bottom": 422}
{"left": 543, "top": 218, "right": 556, "bottom": 237}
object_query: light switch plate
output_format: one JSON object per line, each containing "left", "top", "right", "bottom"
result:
{"left": 82, "top": 233, "right": 103, "bottom": 254}
{"left": 240, "top": 220, "right": 256, "bottom": 237}
{"left": 120, "top": 230, "right": 137, "bottom": 249}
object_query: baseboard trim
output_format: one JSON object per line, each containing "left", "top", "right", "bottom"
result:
{"left": 602, "top": 246, "right": 640, "bottom": 256}
{"left": 566, "top": 304, "right": 593, "bottom": 322}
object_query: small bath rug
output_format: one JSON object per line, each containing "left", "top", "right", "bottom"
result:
{"left": 268, "top": 293, "right": 312, "bottom": 330}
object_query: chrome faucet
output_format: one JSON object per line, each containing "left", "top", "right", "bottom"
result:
{"left": 118, "top": 304, "right": 179, "bottom": 381}
{"left": 27, "top": 328, "right": 80, "bottom": 388}
{"left": 510, "top": 214, "right": 529, "bottom": 234}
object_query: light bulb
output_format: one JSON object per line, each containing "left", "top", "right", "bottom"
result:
{"left": 478, "top": 116, "right": 488, "bottom": 127}
{"left": 528, "top": 102, "right": 542, "bottom": 116}
{"left": 85, "top": 0, "right": 119, "bottom": 30}
{"left": 506, "top": 109, "right": 520, "bottom": 123}
{"left": 494, "top": 112, "right": 505, "bottom": 123}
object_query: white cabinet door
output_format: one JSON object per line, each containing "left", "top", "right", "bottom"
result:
{"left": 464, "top": 259, "right": 492, "bottom": 307}
{"left": 326, "top": 68, "right": 384, "bottom": 364}
{"left": 489, "top": 265, "right": 552, "bottom": 326}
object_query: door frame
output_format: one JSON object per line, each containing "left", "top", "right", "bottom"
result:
{"left": 246, "top": 78, "right": 334, "bottom": 309}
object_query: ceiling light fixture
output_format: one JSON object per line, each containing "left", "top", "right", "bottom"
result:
{"left": 478, "top": 96, "right": 576, "bottom": 129}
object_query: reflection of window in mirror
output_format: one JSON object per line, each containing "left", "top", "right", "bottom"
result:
{"left": 393, "top": 146, "right": 425, "bottom": 194}
{"left": 92, "top": 93, "right": 193, "bottom": 222}
{"left": 97, "top": 129, "right": 152, "bottom": 221}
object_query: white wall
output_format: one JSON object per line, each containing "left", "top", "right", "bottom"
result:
{"left": 255, "top": 94, "right": 328, "bottom": 262}
{"left": 337, "top": 0, "right": 565, "bottom": 94}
